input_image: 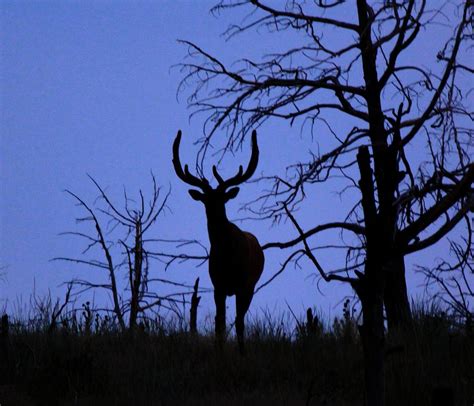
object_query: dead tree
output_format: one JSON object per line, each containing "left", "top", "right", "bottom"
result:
{"left": 54, "top": 174, "right": 204, "bottom": 331}
{"left": 420, "top": 228, "right": 473, "bottom": 327}
{"left": 190, "top": 277, "right": 201, "bottom": 334}
{"left": 178, "top": 1, "right": 473, "bottom": 404}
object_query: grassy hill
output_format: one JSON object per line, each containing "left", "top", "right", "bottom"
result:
{"left": 1, "top": 304, "right": 472, "bottom": 405}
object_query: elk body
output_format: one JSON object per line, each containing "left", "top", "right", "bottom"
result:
{"left": 172, "top": 130, "right": 264, "bottom": 352}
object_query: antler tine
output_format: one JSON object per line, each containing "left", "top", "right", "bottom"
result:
{"left": 212, "top": 165, "right": 225, "bottom": 185}
{"left": 218, "top": 130, "right": 259, "bottom": 190}
{"left": 172, "top": 130, "right": 210, "bottom": 190}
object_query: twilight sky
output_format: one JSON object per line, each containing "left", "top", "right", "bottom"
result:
{"left": 1, "top": 1, "right": 468, "bottom": 324}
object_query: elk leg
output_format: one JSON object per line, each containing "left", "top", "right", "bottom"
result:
{"left": 214, "top": 290, "right": 226, "bottom": 347}
{"left": 236, "top": 291, "right": 252, "bottom": 355}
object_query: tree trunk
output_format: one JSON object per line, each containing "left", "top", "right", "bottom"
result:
{"left": 129, "top": 220, "right": 143, "bottom": 331}
{"left": 0, "top": 314, "right": 11, "bottom": 383}
{"left": 359, "top": 290, "right": 385, "bottom": 406}
{"left": 384, "top": 254, "right": 412, "bottom": 331}
{"left": 356, "top": 146, "right": 386, "bottom": 406}
{"left": 190, "top": 277, "right": 201, "bottom": 334}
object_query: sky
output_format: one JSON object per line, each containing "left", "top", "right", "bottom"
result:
{"left": 0, "top": 1, "right": 469, "bottom": 325}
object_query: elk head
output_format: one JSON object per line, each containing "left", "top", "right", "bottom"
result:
{"left": 172, "top": 130, "right": 259, "bottom": 219}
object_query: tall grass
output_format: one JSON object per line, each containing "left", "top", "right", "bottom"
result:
{"left": 0, "top": 300, "right": 472, "bottom": 406}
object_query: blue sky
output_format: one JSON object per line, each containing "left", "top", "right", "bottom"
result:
{"left": 1, "top": 1, "right": 468, "bottom": 324}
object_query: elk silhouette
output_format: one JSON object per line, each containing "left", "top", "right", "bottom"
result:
{"left": 172, "top": 130, "right": 264, "bottom": 352}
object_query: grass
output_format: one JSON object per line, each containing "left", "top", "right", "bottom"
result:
{"left": 0, "top": 303, "right": 473, "bottom": 406}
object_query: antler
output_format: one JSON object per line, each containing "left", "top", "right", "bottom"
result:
{"left": 215, "top": 130, "right": 259, "bottom": 190}
{"left": 172, "top": 130, "right": 210, "bottom": 191}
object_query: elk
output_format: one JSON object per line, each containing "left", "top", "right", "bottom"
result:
{"left": 172, "top": 130, "right": 264, "bottom": 352}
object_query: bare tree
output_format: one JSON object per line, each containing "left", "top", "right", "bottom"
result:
{"left": 54, "top": 174, "right": 206, "bottom": 331}
{"left": 420, "top": 224, "right": 473, "bottom": 326}
{"left": 177, "top": 1, "right": 473, "bottom": 404}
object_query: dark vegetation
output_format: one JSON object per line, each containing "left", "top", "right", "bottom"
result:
{"left": 1, "top": 300, "right": 473, "bottom": 406}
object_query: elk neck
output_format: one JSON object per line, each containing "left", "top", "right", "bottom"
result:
{"left": 205, "top": 203, "right": 233, "bottom": 246}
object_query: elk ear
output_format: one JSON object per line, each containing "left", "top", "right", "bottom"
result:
{"left": 225, "top": 187, "right": 240, "bottom": 201}
{"left": 188, "top": 189, "right": 205, "bottom": 201}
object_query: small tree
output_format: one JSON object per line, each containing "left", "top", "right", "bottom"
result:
{"left": 54, "top": 174, "right": 190, "bottom": 331}
{"left": 420, "top": 230, "right": 473, "bottom": 327}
